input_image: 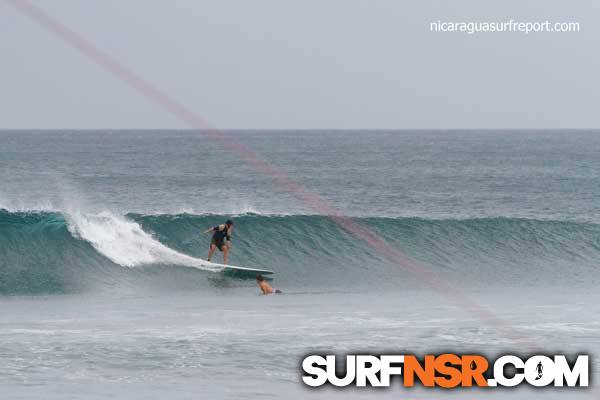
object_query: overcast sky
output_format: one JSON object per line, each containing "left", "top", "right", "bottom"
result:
{"left": 1, "top": 0, "right": 599, "bottom": 129}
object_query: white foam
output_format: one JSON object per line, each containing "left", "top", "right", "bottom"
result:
{"left": 66, "top": 211, "right": 223, "bottom": 271}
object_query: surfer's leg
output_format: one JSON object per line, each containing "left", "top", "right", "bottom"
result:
{"left": 207, "top": 244, "right": 216, "bottom": 261}
{"left": 222, "top": 245, "right": 229, "bottom": 264}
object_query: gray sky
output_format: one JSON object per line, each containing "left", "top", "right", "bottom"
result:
{"left": 1, "top": 0, "right": 599, "bottom": 129}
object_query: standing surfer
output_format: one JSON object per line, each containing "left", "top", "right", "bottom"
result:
{"left": 204, "top": 220, "right": 234, "bottom": 264}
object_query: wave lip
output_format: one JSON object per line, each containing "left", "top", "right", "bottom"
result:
{"left": 66, "top": 211, "right": 221, "bottom": 271}
{"left": 0, "top": 209, "right": 226, "bottom": 295}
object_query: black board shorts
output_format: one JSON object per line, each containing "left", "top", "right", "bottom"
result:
{"left": 211, "top": 237, "right": 226, "bottom": 251}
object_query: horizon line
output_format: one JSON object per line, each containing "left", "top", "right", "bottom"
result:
{"left": 1, "top": 128, "right": 599, "bottom": 132}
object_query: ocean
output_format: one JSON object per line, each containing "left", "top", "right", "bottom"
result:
{"left": 1, "top": 130, "right": 599, "bottom": 399}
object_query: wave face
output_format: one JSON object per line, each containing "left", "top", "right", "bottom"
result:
{"left": 1, "top": 209, "right": 599, "bottom": 295}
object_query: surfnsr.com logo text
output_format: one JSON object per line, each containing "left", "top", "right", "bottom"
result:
{"left": 302, "top": 354, "right": 589, "bottom": 388}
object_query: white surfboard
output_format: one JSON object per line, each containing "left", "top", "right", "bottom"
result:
{"left": 208, "top": 260, "right": 274, "bottom": 275}
{"left": 159, "top": 247, "right": 273, "bottom": 275}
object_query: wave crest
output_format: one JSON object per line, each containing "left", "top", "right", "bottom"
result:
{"left": 66, "top": 211, "right": 220, "bottom": 271}
{"left": 1, "top": 209, "right": 599, "bottom": 294}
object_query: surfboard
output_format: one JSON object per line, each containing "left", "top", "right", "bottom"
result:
{"left": 208, "top": 260, "right": 274, "bottom": 275}
{"left": 223, "top": 264, "right": 274, "bottom": 275}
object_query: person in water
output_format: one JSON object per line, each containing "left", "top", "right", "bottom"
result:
{"left": 204, "top": 219, "right": 234, "bottom": 264}
{"left": 256, "top": 274, "right": 281, "bottom": 295}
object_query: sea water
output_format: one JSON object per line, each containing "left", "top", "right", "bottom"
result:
{"left": 1, "top": 130, "right": 599, "bottom": 399}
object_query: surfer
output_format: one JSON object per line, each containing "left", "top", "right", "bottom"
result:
{"left": 204, "top": 220, "right": 234, "bottom": 264}
{"left": 256, "top": 274, "right": 281, "bottom": 295}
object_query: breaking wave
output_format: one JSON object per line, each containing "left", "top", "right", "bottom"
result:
{"left": 1, "top": 209, "right": 599, "bottom": 294}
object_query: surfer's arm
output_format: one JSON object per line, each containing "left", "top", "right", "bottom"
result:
{"left": 203, "top": 227, "right": 215, "bottom": 234}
